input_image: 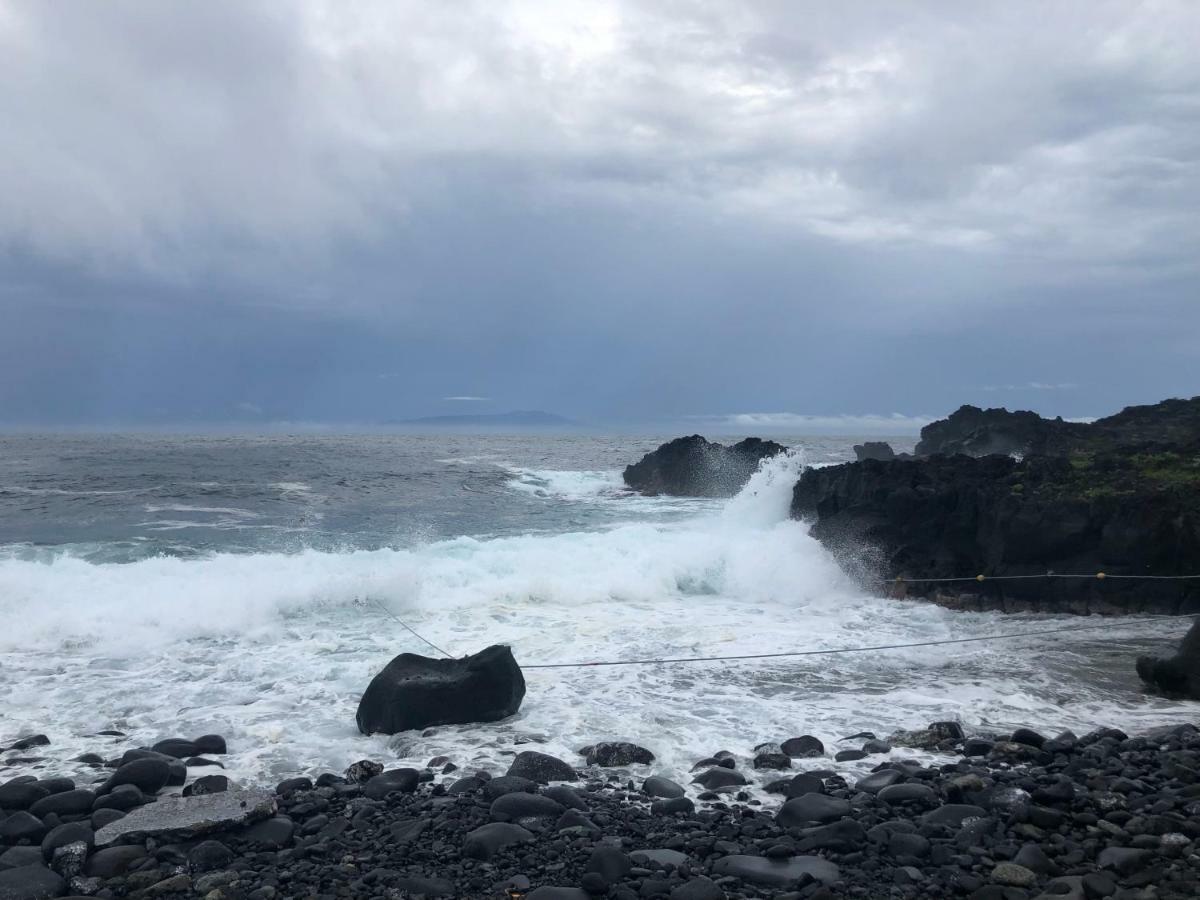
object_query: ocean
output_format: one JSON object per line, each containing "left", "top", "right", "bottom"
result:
{"left": 0, "top": 432, "right": 1192, "bottom": 787}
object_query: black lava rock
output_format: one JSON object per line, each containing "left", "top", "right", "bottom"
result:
{"left": 581, "top": 742, "right": 655, "bottom": 767}
{"left": 506, "top": 751, "right": 577, "bottom": 783}
{"left": 623, "top": 435, "right": 787, "bottom": 497}
{"left": 356, "top": 644, "right": 526, "bottom": 735}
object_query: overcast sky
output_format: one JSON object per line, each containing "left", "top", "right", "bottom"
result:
{"left": 2, "top": 0, "right": 1197, "bottom": 430}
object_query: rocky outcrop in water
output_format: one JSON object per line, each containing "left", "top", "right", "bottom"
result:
{"left": 853, "top": 441, "right": 902, "bottom": 462}
{"left": 623, "top": 436, "right": 787, "bottom": 497}
{"left": 356, "top": 644, "right": 527, "bottom": 735}
{"left": 793, "top": 398, "right": 1200, "bottom": 614}
{"left": 914, "top": 396, "right": 1200, "bottom": 459}
{"left": 1138, "top": 617, "right": 1200, "bottom": 698}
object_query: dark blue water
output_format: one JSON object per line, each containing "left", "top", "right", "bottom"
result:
{"left": 0, "top": 432, "right": 862, "bottom": 560}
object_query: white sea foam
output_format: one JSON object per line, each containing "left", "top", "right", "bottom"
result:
{"left": 0, "top": 451, "right": 1191, "bottom": 790}
{"left": 503, "top": 466, "right": 626, "bottom": 500}
{"left": 143, "top": 504, "right": 260, "bottom": 517}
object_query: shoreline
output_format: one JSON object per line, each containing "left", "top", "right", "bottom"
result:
{"left": 3, "top": 720, "right": 1199, "bottom": 899}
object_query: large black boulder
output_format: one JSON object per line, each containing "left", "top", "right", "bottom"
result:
{"left": 1137, "top": 618, "right": 1200, "bottom": 698}
{"left": 356, "top": 644, "right": 526, "bottom": 735}
{"left": 623, "top": 436, "right": 786, "bottom": 497}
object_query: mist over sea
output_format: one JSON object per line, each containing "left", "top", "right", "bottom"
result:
{"left": 0, "top": 432, "right": 1191, "bottom": 787}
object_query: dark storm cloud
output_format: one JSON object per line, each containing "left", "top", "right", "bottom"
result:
{"left": 1, "top": 1, "right": 1197, "bottom": 425}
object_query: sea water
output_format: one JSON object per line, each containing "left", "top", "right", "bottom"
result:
{"left": 0, "top": 432, "right": 1191, "bottom": 787}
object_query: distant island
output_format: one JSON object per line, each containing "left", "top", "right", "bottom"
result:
{"left": 394, "top": 410, "right": 575, "bottom": 427}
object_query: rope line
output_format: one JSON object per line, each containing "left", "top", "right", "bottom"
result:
{"left": 364, "top": 572, "right": 1200, "bottom": 669}
{"left": 366, "top": 597, "right": 453, "bottom": 658}
{"left": 519, "top": 613, "right": 1196, "bottom": 669}
{"left": 878, "top": 572, "right": 1200, "bottom": 584}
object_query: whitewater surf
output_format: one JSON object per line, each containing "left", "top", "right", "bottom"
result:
{"left": 0, "top": 434, "right": 1191, "bottom": 787}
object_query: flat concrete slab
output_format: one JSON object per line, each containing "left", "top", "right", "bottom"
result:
{"left": 95, "top": 790, "right": 276, "bottom": 846}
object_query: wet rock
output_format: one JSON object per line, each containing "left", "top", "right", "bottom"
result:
{"left": 506, "top": 751, "right": 577, "bottom": 783}
{"left": 795, "top": 818, "right": 867, "bottom": 852}
{"left": 1014, "top": 843, "right": 1060, "bottom": 876}
{"left": 274, "top": 776, "right": 312, "bottom": 795}
{"left": 855, "top": 770, "right": 903, "bottom": 794}
{"left": 89, "top": 809, "right": 125, "bottom": 831}
{"left": 650, "top": 797, "right": 695, "bottom": 816}
{"left": 878, "top": 783, "right": 938, "bottom": 805}
{"left": 193, "top": 735, "right": 227, "bottom": 754}
{"left": 623, "top": 435, "right": 787, "bottom": 497}
{"left": 527, "top": 888, "right": 589, "bottom": 900}
{"left": 92, "top": 784, "right": 143, "bottom": 812}
{"left": 777, "top": 793, "right": 850, "bottom": 827}
{"left": 447, "top": 775, "right": 484, "bottom": 794}
{"left": 356, "top": 644, "right": 526, "bottom": 734}
{"left": 670, "top": 876, "right": 724, "bottom": 900}
{"left": 632, "top": 848, "right": 690, "bottom": 869}
{"left": 152, "top": 738, "right": 199, "bottom": 759}
{"left": 0, "top": 864, "right": 65, "bottom": 900}
{"left": 489, "top": 792, "right": 564, "bottom": 823}
{"left": 889, "top": 722, "right": 965, "bottom": 750}
{"left": 581, "top": 742, "right": 655, "bottom": 767}
{"left": 855, "top": 441, "right": 897, "bottom": 462}
{"left": 767, "top": 773, "right": 825, "bottom": 799}
{"left": 240, "top": 816, "right": 294, "bottom": 849}
{"left": 102, "top": 758, "right": 171, "bottom": 795}
{"left": 642, "top": 776, "right": 685, "bottom": 799}
{"left": 85, "top": 845, "right": 147, "bottom": 878}
{"left": 484, "top": 775, "right": 539, "bottom": 799}
{"left": 1137, "top": 618, "right": 1200, "bottom": 699}
{"left": 543, "top": 785, "right": 588, "bottom": 810}
{"left": 834, "top": 749, "right": 868, "bottom": 762}
{"left": 462, "top": 822, "right": 534, "bottom": 861}
{"left": 94, "top": 790, "right": 276, "bottom": 846}
{"left": 992, "top": 862, "right": 1037, "bottom": 887}
{"left": 1010, "top": 728, "right": 1046, "bottom": 748}
{"left": 965, "top": 738, "right": 996, "bottom": 756}
{"left": 40, "top": 822, "right": 92, "bottom": 863}
{"left": 0, "top": 782, "right": 49, "bottom": 812}
{"left": 5, "top": 735, "right": 50, "bottom": 752}
{"left": 587, "top": 846, "right": 632, "bottom": 882}
{"left": 691, "top": 769, "right": 746, "bottom": 790}
{"left": 27, "top": 789, "right": 92, "bottom": 819}
{"left": 1096, "top": 847, "right": 1152, "bottom": 876}
{"left": 0, "top": 847, "right": 42, "bottom": 870}
{"left": 922, "top": 804, "right": 988, "bottom": 828}
{"left": 395, "top": 876, "right": 456, "bottom": 897}
{"left": 362, "top": 768, "right": 419, "bottom": 799}
{"left": 710, "top": 855, "right": 839, "bottom": 887}
{"left": 186, "top": 840, "right": 233, "bottom": 873}
{"left": 752, "top": 743, "right": 791, "bottom": 770}
{"left": 181, "top": 775, "right": 229, "bottom": 797}
{"left": 0, "top": 813, "right": 47, "bottom": 844}
{"left": 888, "top": 832, "right": 931, "bottom": 859}
{"left": 345, "top": 760, "right": 384, "bottom": 783}
{"left": 555, "top": 808, "right": 599, "bottom": 835}
{"left": 1080, "top": 872, "right": 1116, "bottom": 898}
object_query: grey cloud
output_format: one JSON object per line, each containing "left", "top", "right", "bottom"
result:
{"left": 0, "top": 1, "right": 1197, "bottom": 426}
{"left": 2, "top": 1, "right": 1197, "bottom": 276}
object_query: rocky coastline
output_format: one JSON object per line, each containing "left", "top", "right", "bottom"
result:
{"left": 4, "top": 720, "right": 1200, "bottom": 900}
{"left": 622, "top": 397, "right": 1200, "bottom": 615}
{"left": 791, "top": 397, "right": 1200, "bottom": 616}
